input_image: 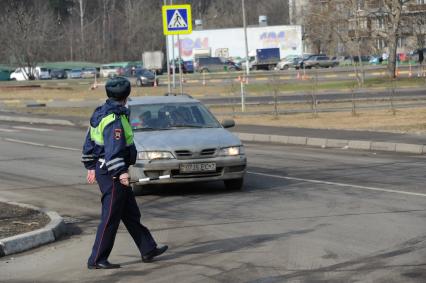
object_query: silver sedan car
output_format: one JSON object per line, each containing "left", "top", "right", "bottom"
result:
{"left": 127, "top": 95, "right": 247, "bottom": 194}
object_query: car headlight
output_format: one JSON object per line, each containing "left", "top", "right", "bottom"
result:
{"left": 219, "top": 146, "right": 245, "bottom": 156}
{"left": 138, "top": 151, "right": 175, "bottom": 160}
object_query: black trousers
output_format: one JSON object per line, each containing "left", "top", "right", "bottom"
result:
{"left": 88, "top": 163, "right": 157, "bottom": 265}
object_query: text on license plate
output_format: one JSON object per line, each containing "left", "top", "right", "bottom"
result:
{"left": 180, "top": 162, "right": 216, "bottom": 173}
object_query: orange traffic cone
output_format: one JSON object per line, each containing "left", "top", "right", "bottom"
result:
{"left": 297, "top": 71, "right": 301, "bottom": 80}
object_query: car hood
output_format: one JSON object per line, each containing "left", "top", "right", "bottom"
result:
{"left": 133, "top": 128, "right": 242, "bottom": 151}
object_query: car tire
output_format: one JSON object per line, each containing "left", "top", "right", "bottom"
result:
{"left": 136, "top": 79, "right": 142, "bottom": 87}
{"left": 283, "top": 65, "right": 289, "bottom": 70}
{"left": 228, "top": 66, "right": 236, "bottom": 71}
{"left": 224, "top": 178, "right": 244, "bottom": 191}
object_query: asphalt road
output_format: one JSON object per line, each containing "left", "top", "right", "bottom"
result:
{"left": 0, "top": 122, "right": 426, "bottom": 282}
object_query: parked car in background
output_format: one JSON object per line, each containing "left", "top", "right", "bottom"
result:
{"left": 195, "top": 57, "right": 240, "bottom": 73}
{"left": 369, "top": 55, "right": 383, "bottom": 65}
{"left": 276, "top": 57, "right": 301, "bottom": 70}
{"left": 10, "top": 67, "right": 32, "bottom": 81}
{"left": 50, "top": 69, "right": 67, "bottom": 79}
{"left": 81, "top": 67, "right": 98, "bottom": 79}
{"left": 35, "top": 67, "right": 51, "bottom": 80}
{"left": 183, "top": 61, "right": 194, "bottom": 73}
{"left": 331, "top": 56, "right": 348, "bottom": 66}
{"left": 351, "top": 55, "right": 371, "bottom": 63}
{"left": 69, "top": 69, "right": 82, "bottom": 79}
{"left": 127, "top": 95, "right": 247, "bottom": 194}
{"left": 100, "top": 64, "right": 119, "bottom": 78}
{"left": 302, "top": 55, "right": 338, "bottom": 69}
{"left": 297, "top": 54, "right": 324, "bottom": 69}
{"left": 134, "top": 68, "right": 159, "bottom": 87}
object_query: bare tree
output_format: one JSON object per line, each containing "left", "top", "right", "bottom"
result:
{"left": 370, "top": 0, "right": 411, "bottom": 78}
{"left": 303, "top": 0, "right": 368, "bottom": 86}
{"left": 0, "top": 0, "right": 58, "bottom": 78}
{"left": 0, "top": 0, "right": 291, "bottom": 64}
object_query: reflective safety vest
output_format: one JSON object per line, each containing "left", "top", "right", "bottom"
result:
{"left": 90, "top": 113, "right": 133, "bottom": 146}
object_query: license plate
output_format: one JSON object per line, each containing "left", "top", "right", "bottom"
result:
{"left": 180, "top": 162, "right": 216, "bottom": 173}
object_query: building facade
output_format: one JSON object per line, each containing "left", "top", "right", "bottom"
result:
{"left": 348, "top": 0, "right": 426, "bottom": 55}
{"left": 292, "top": 0, "right": 426, "bottom": 55}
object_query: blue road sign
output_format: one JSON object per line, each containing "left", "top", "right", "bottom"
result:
{"left": 162, "top": 5, "right": 192, "bottom": 35}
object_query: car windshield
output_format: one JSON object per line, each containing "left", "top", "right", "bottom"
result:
{"left": 136, "top": 69, "right": 152, "bottom": 76}
{"left": 129, "top": 102, "right": 221, "bottom": 131}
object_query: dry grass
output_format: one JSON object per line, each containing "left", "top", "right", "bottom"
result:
{"left": 13, "top": 104, "right": 426, "bottom": 135}
{"left": 0, "top": 83, "right": 230, "bottom": 101}
{"left": 3, "top": 78, "right": 426, "bottom": 134}
{"left": 0, "top": 76, "right": 424, "bottom": 102}
{"left": 215, "top": 108, "right": 426, "bottom": 134}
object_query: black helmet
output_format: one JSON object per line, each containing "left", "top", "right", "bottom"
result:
{"left": 105, "top": 76, "right": 131, "bottom": 101}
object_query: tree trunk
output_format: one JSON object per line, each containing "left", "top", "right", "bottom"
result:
{"left": 79, "top": 0, "right": 85, "bottom": 60}
{"left": 102, "top": 0, "right": 107, "bottom": 60}
{"left": 387, "top": 33, "right": 398, "bottom": 78}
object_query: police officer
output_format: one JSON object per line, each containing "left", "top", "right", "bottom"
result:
{"left": 82, "top": 76, "right": 167, "bottom": 269}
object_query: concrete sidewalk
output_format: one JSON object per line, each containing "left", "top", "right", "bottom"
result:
{"left": 233, "top": 124, "right": 426, "bottom": 154}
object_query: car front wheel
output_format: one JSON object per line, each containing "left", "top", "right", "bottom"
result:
{"left": 136, "top": 79, "right": 143, "bottom": 87}
{"left": 224, "top": 178, "right": 244, "bottom": 190}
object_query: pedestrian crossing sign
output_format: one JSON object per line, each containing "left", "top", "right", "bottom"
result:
{"left": 162, "top": 4, "right": 192, "bottom": 35}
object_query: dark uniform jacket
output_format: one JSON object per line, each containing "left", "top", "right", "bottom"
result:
{"left": 81, "top": 99, "right": 137, "bottom": 177}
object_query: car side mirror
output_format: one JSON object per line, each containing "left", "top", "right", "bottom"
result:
{"left": 221, "top": 119, "right": 235, "bottom": 128}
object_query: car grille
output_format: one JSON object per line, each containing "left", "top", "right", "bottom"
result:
{"left": 175, "top": 150, "right": 192, "bottom": 158}
{"left": 200, "top": 148, "right": 216, "bottom": 156}
{"left": 174, "top": 148, "right": 217, "bottom": 159}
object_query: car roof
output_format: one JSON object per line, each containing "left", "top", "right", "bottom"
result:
{"left": 127, "top": 95, "right": 200, "bottom": 106}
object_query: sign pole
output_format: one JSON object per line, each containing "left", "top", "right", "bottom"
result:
{"left": 172, "top": 34, "right": 176, "bottom": 89}
{"left": 163, "top": 0, "right": 171, "bottom": 93}
{"left": 170, "top": 0, "right": 176, "bottom": 89}
{"left": 162, "top": 3, "right": 192, "bottom": 93}
{"left": 242, "top": 0, "right": 250, "bottom": 81}
{"left": 177, "top": 34, "right": 184, "bottom": 95}
{"left": 240, "top": 76, "right": 245, "bottom": 112}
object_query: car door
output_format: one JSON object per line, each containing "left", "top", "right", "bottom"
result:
{"left": 211, "top": 58, "right": 223, "bottom": 72}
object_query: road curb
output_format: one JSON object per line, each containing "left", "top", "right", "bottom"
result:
{"left": 1, "top": 112, "right": 424, "bottom": 155}
{"left": 235, "top": 132, "right": 426, "bottom": 155}
{"left": 0, "top": 200, "right": 66, "bottom": 257}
